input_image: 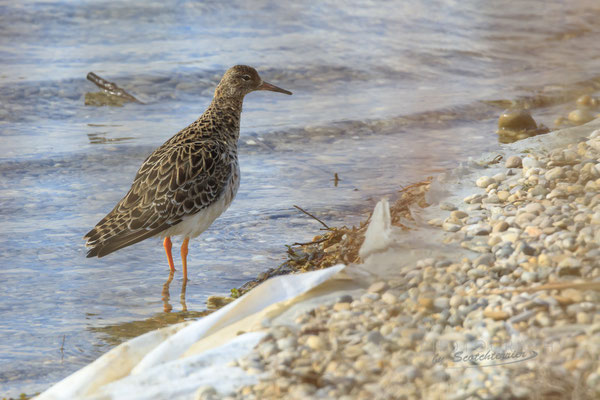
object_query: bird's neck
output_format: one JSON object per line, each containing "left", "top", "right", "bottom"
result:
{"left": 211, "top": 93, "right": 244, "bottom": 112}
{"left": 201, "top": 96, "right": 244, "bottom": 142}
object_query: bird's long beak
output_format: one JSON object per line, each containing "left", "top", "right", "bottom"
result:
{"left": 256, "top": 81, "right": 292, "bottom": 95}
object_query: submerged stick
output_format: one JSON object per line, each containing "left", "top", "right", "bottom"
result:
{"left": 86, "top": 72, "right": 142, "bottom": 103}
{"left": 60, "top": 334, "right": 65, "bottom": 362}
{"left": 293, "top": 205, "right": 330, "bottom": 230}
{"left": 333, "top": 172, "right": 341, "bottom": 187}
{"left": 292, "top": 237, "right": 329, "bottom": 246}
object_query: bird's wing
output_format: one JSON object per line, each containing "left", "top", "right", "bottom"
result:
{"left": 84, "top": 139, "right": 234, "bottom": 257}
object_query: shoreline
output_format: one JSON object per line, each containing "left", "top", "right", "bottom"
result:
{"left": 226, "top": 119, "right": 600, "bottom": 399}
{"left": 35, "top": 118, "right": 600, "bottom": 399}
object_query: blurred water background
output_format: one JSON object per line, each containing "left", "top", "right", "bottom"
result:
{"left": 1, "top": 0, "right": 600, "bottom": 396}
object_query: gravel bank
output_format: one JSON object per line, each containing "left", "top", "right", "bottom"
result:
{"left": 203, "top": 128, "right": 600, "bottom": 400}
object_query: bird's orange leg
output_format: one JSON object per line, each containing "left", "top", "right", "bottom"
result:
{"left": 181, "top": 237, "right": 190, "bottom": 281}
{"left": 163, "top": 237, "right": 175, "bottom": 273}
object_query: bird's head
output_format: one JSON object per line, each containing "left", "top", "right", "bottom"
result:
{"left": 214, "top": 65, "right": 292, "bottom": 99}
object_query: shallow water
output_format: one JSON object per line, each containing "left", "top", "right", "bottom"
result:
{"left": 2, "top": 0, "right": 600, "bottom": 396}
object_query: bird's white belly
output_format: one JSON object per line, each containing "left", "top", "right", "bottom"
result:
{"left": 159, "top": 164, "right": 240, "bottom": 240}
{"left": 160, "top": 194, "right": 230, "bottom": 239}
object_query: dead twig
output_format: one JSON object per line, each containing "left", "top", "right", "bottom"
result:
{"left": 398, "top": 179, "right": 431, "bottom": 194}
{"left": 333, "top": 172, "right": 341, "bottom": 187}
{"left": 292, "top": 237, "right": 329, "bottom": 246}
{"left": 487, "top": 154, "right": 503, "bottom": 165}
{"left": 60, "top": 334, "right": 65, "bottom": 362}
{"left": 293, "top": 205, "right": 330, "bottom": 230}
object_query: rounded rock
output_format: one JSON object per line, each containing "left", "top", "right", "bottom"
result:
{"left": 450, "top": 295, "right": 463, "bottom": 308}
{"left": 498, "top": 109, "right": 537, "bottom": 131}
{"left": 505, "top": 156, "right": 523, "bottom": 168}
{"left": 524, "top": 203, "right": 544, "bottom": 214}
{"left": 439, "top": 202, "right": 457, "bottom": 211}
{"left": 576, "top": 94, "right": 593, "bottom": 107}
{"left": 306, "top": 335, "right": 326, "bottom": 350}
{"left": 492, "top": 221, "right": 509, "bottom": 233}
{"left": 333, "top": 302, "right": 351, "bottom": 312}
{"left": 276, "top": 337, "right": 297, "bottom": 351}
{"left": 195, "top": 386, "right": 218, "bottom": 400}
{"left": 442, "top": 222, "right": 461, "bottom": 232}
{"left": 361, "top": 293, "right": 380, "bottom": 303}
{"left": 568, "top": 109, "right": 594, "bottom": 124}
{"left": 451, "top": 210, "right": 468, "bottom": 219}
{"left": 382, "top": 292, "right": 398, "bottom": 305}
{"left": 433, "top": 297, "right": 450, "bottom": 311}
{"left": 366, "top": 331, "right": 385, "bottom": 345}
{"left": 367, "top": 281, "right": 389, "bottom": 294}
{"left": 476, "top": 176, "right": 494, "bottom": 188}
{"left": 483, "top": 194, "right": 500, "bottom": 204}
{"left": 545, "top": 167, "right": 565, "bottom": 181}
{"left": 497, "top": 190, "right": 510, "bottom": 202}
{"left": 337, "top": 294, "right": 353, "bottom": 303}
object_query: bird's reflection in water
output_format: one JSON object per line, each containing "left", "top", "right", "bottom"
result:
{"left": 162, "top": 272, "right": 188, "bottom": 313}
{"left": 89, "top": 274, "right": 208, "bottom": 347}
{"left": 180, "top": 279, "right": 188, "bottom": 312}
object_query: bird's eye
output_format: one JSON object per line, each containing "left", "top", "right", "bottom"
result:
{"left": 241, "top": 75, "right": 251, "bottom": 81}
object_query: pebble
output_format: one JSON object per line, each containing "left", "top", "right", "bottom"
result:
{"left": 521, "top": 271, "right": 536, "bottom": 283}
{"left": 497, "top": 190, "right": 510, "bottom": 202}
{"left": 530, "top": 184, "right": 548, "bottom": 196}
{"left": 557, "top": 258, "right": 582, "bottom": 276}
{"left": 450, "top": 210, "right": 468, "bottom": 219}
{"left": 517, "top": 242, "right": 536, "bottom": 256}
{"left": 442, "top": 222, "right": 461, "bottom": 232}
{"left": 492, "top": 220, "right": 509, "bottom": 232}
{"left": 525, "top": 226, "right": 542, "bottom": 237}
{"left": 577, "top": 312, "right": 592, "bottom": 324}
{"left": 492, "top": 173, "right": 507, "bottom": 182}
{"left": 524, "top": 203, "right": 544, "bottom": 214}
{"left": 545, "top": 167, "right": 565, "bottom": 181}
{"left": 471, "top": 224, "right": 491, "bottom": 236}
{"left": 476, "top": 176, "right": 494, "bottom": 188}
{"left": 196, "top": 386, "right": 218, "bottom": 400}
{"left": 381, "top": 292, "right": 398, "bottom": 305}
{"left": 433, "top": 297, "right": 449, "bottom": 311}
{"left": 306, "top": 335, "right": 326, "bottom": 350}
{"left": 427, "top": 218, "right": 443, "bottom": 227}
{"left": 333, "top": 302, "right": 351, "bottom": 311}
{"left": 366, "top": 331, "right": 384, "bottom": 345}
{"left": 500, "top": 231, "right": 519, "bottom": 243}
{"left": 473, "top": 253, "right": 494, "bottom": 267}
{"left": 418, "top": 297, "right": 434, "bottom": 310}
{"left": 337, "top": 294, "right": 353, "bottom": 303}
{"left": 464, "top": 193, "right": 483, "bottom": 204}
{"left": 276, "top": 337, "right": 296, "bottom": 351}
{"left": 497, "top": 109, "right": 538, "bottom": 131}
{"left": 361, "top": 293, "right": 380, "bottom": 303}
{"left": 439, "top": 202, "right": 457, "bottom": 211}
{"left": 450, "top": 295, "right": 463, "bottom": 307}
{"left": 568, "top": 109, "right": 594, "bottom": 124}
{"left": 483, "top": 309, "right": 510, "bottom": 320}
{"left": 515, "top": 212, "right": 536, "bottom": 226}
{"left": 505, "top": 155, "right": 522, "bottom": 168}
{"left": 576, "top": 94, "right": 595, "bottom": 107}
{"left": 483, "top": 194, "right": 500, "bottom": 204}
{"left": 367, "top": 281, "right": 388, "bottom": 294}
